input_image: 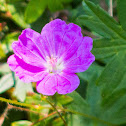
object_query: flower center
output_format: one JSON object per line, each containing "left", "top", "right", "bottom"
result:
{"left": 45, "top": 55, "right": 64, "bottom": 73}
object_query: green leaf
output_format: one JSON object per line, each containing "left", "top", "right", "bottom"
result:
{"left": 84, "top": 64, "right": 103, "bottom": 115}
{"left": 51, "top": 117, "right": 64, "bottom": 126}
{"left": 97, "top": 52, "right": 126, "bottom": 124}
{"left": 61, "top": 0, "right": 72, "bottom": 3}
{"left": 77, "top": 63, "right": 103, "bottom": 81}
{"left": 77, "top": 63, "right": 103, "bottom": 99}
{"left": 117, "top": 0, "right": 126, "bottom": 31}
{"left": 78, "top": 56, "right": 126, "bottom": 125}
{"left": 7, "top": 1, "right": 30, "bottom": 28}
{"left": 25, "top": 93, "right": 51, "bottom": 123}
{"left": 78, "top": 63, "right": 103, "bottom": 123}
{"left": 48, "top": 0, "right": 64, "bottom": 12}
{"left": 11, "top": 120, "right": 32, "bottom": 126}
{"left": 67, "top": 91, "right": 90, "bottom": 113}
{"left": 24, "top": 0, "right": 47, "bottom": 24}
{"left": 92, "top": 38, "right": 126, "bottom": 59}
{"left": 56, "top": 95, "right": 73, "bottom": 105}
{"left": 14, "top": 78, "right": 33, "bottom": 102}
{"left": 31, "top": 10, "right": 49, "bottom": 33}
{"left": 78, "top": 62, "right": 126, "bottom": 125}
{"left": 78, "top": 15, "right": 115, "bottom": 38}
{"left": 25, "top": 93, "right": 41, "bottom": 104}
{"left": 48, "top": 0, "right": 72, "bottom": 12}
{"left": 67, "top": 91, "right": 91, "bottom": 126}
{"left": 24, "top": 0, "right": 72, "bottom": 23}
{"left": 90, "top": 0, "right": 100, "bottom": 4}
{"left": 76, "top": 1, "right": 126, "bottom": 125}
{"left": 77, "top": 0, "right": 126, "bottom": 39}
{"left": 97, "top": 51, "right": 126, "bottom": 99}
{"left": 99, "top": 76, "right": 126, "bottom": 124}
{"left": 0, "top": 73, "right": 14, "bottom": 94}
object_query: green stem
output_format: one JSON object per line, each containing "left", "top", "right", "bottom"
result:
{"left": 12, "top": 71, "right": 16, "bottom": 85}
{"left": 0, "top": 97, "right": 118, "bottom": 126}
{"left": 61, "top": 108, "right": 118, "bottom": 126}
{"left": 45, "top": 99, "right": 67, "bottom": 126}
{"left": 0, "top": 97, "right": 38, "bottom": 109}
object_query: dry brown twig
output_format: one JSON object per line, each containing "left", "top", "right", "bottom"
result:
{"left": 29, "top": 110, "right": 63, "bottom": 126}
{"left": 0, "top": 103, "right": 11, "bottom": 126}
{"left": 0, "top": 103, "right": 48, "bottom": 126}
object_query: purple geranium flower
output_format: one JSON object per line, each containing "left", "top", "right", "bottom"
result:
{"left": 7, "top": 19, "right": 95, "bottom": 95}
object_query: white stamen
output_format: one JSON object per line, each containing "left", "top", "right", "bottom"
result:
{"left": 45, "top": 55, "right": 64, "bottom": 73}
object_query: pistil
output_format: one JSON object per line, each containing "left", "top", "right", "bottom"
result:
{"left": 45, "top": 55, "right": 64, "bottom": 73}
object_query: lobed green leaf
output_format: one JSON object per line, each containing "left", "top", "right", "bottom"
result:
{"left": 117, "top": 0, "right": 126, "bottom": 31}
{"left": 92, "top": 38, "right": 126, "bottom": 59}
{"left": 78, "top": 0, "right": 126, "bottom": 39}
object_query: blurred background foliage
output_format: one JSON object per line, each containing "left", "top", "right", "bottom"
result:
{"left": 0, "top": 0, "right": 126, "bottom": 126}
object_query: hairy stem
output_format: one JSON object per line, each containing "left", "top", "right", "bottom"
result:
{"left": 0, "top": 97, "right": 117, "bottom": 126}
{"left": 45, "top": 99, "right": 67, "bottom": 126}
{"left": 9, "top": 104, "right": 47, "bottom": 116}
{"left": 0, "top": 97, "right": 35, "bottom": 108}
{"left": 0, "top": 104, "right": 10, "bottom": 126}
{"left": 0, "top": 97, "right": 50, "bottom": 110}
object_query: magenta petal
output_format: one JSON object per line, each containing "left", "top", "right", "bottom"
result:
{"left": 41, "top": 19, "right": 67, "bottom": 56}
{"left": 7, "top": 54, "right": 47, "bottom": 83}
{"left": 41, "top": 19, "right": 83, "bottom": 57}
{"left": 63, "top": 37, "right": 95, "bottom": 73}
{"left": 64, "top": 52, "right": 95, "bottom": 73}
{"left": 82, "top": 36, "right": 93, "bottom": 51}
{"left": 41, "top": 19, "right": 66, "bottom": 35}
{"left": 57, "top": 73, "right": 80, "bottom": 94}
{"left": 12, "top": 41, "right": 45, "bottom": 68}
{"left": 36, "top": 72, "right": 80, "bottom": 95}
{"left": 36, "top": 74, "right": 57, "bottom": 95}
{"left": 19, "top": 28, "right": 46, "bottom": 59}
{"left": 61, "top": 36, "right": 83, "bottom": 61}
